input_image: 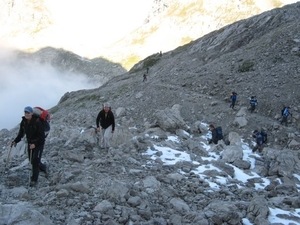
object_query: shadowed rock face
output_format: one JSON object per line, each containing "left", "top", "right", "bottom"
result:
{"left": 1, "top": 2, "right": 300, "bottom": 225}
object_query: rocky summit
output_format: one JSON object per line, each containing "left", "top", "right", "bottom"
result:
{"left": 1, "top": 2, "right": 300, "bottom": 225}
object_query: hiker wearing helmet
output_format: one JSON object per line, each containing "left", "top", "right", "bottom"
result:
{"left": 96, "top": 103, "right": 115, "bottom": 149}
{"left": 11, "top": 106, "right": 48, "bottom": 187}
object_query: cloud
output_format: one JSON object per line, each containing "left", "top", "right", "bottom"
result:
{"left": 0, "top": 48, "right": 99, "bottom": 130}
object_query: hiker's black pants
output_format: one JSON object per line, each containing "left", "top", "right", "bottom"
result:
{"left": 281, "top": 116, "right": 288, "bottom": 126}
{"left": 230, "top": 100, "right": 236, "bottom": 108}
{"left": 27, "top": 144, "right": 45, "bottom": 182}
{"left": 252, "top": 144, "right": 263, "bottom": 153}
{"left": 250, "top": 105, "right": 256, "bottom": 113}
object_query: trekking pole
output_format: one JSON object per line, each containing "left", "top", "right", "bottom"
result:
{"left": 29, "top": 147, "right": 32, "bottom": 186}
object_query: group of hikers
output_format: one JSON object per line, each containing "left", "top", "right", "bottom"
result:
{"left": 229, "top": 92, "right": 258, "bottom": 113}
{"left": 229, "top": 92, "right": 292, "bottom": 124}
{"left": 9, "top": 90, "right": 292, "bottom": 187}
{"left": 208, "top": 92, "right": 293, "bottom": 153}
{"left": 10, "top": 103, "right": 115, "bottom": 187}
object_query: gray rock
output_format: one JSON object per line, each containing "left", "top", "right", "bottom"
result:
{"left": 170, "top": 198, "right": 190, "bottom": 214}
{"left": 0, "top": 204, "right": 54, "bottom": 225}
{"left": 221, "top": 145, "right": 243, "bottom": 163}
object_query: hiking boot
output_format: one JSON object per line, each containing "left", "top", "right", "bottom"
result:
{"left": 30, "top": 181, "right": 37, "bottom": 187}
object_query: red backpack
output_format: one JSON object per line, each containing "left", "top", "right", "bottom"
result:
{"left": 33, "top": 107, "right": 50, "bottom": 121}
{"left": 33, "top": 107, "right": 51, "bottom": 136}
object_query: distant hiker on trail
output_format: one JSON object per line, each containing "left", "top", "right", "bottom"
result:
{"left": 280, "top": 106, "right": 292, "bottom": 126}
{"left": 229, "top": 92, "right": 237, "bottom": 109}
{"left": 208, "top": 124, "right": 223, "bottom": 144}
{"left": 96, "top": 103, "right": 115, "bottom": 150}
{"left": 146, "top": 67, "right": 149, "bottom": 74}
{"left": 143, "top": 73, "right": 147, "bottom": 82}
{"left": 11, "top": 106, "right": 48, "bottom": 187}
{"left": 252, "top": 130, "right": 265, "bottom": 153}
{"left": 249, "top": 96, "right": 258, "bottom": 113}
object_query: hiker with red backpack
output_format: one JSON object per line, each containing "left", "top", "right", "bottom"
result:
{"left": 11, "top": 106, "right": 49, "bottom": 187}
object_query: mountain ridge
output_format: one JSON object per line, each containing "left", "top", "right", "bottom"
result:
{"left": 1, "top": 0, "right": 299, "bottom": 69}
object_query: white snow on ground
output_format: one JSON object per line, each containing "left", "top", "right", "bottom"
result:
{"left": 143, "top": 129, "right": 300, "bottom": 224}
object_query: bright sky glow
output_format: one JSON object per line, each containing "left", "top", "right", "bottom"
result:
{"left": 42, "top": 0, "right": 153, "bottom": 56}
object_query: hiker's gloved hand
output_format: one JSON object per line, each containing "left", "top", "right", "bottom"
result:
{"left": 96, "top": 127, "right": 100, "bottom": 132}
{"left": 10, "top": 141, "right": 16, "bottom": 147}
{"left": 29, "top": 143, "right": 35, "bottom": 150}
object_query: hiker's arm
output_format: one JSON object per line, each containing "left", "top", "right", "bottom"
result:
{"left": 96, "top": 112, "right": 101, "bottom": 128}
{"left": 13, "top": 121, "right": 24, "bottom": 144}
{"left": 111, "top": 112, "right": 115, "bottom": 132}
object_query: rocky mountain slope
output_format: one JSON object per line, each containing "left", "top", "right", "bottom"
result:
{"left": 1, "top": 2, "right": 300, "bottom": 225}
{"left": 102, "top": 0, "right": 300, "bottom": 69}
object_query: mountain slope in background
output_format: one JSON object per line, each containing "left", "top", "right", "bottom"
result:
{"left": 1, "top": 3, "right": 300, "bottom": 224}
{"left": 103, "top": 0, "right": 300, "bottom": 69}
{"left": 0, "top": 0, "right": 298, "bottom": 70}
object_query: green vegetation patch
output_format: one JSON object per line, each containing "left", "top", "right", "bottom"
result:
{"left": 143, "top": 54, "right": 161, "bottom": 68}
{"left": 75, "top": 94, "right": 99, "bottom": 104}
{"left": 237, "top": 60, "right": 255, "bottom": 72}
{"left": 49, "top": 106, "right": 59, "bottom": 114}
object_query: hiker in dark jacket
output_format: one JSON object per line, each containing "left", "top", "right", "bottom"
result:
{"left": 280, "top": 106, "right": 292, "bottom": 126}
{"left": 208, "top": 124, "right": 220, "bottom": 144}
{"left": 96, "top": 103, "right": 115, "bottom": 149}
{"left": 230, "top": 92, "right": 237, "bottom": 109}
{"left": 11, "top": 106, "right": 47, "bottom": 187}
{"left": 249, "top": 96, "right": 258, "bottom": 113}
{"left": 143, "top": 73, "right": 147, "bottom": 82}
{"left": 252, "top": 130, "right": 263, "bottom": 153}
